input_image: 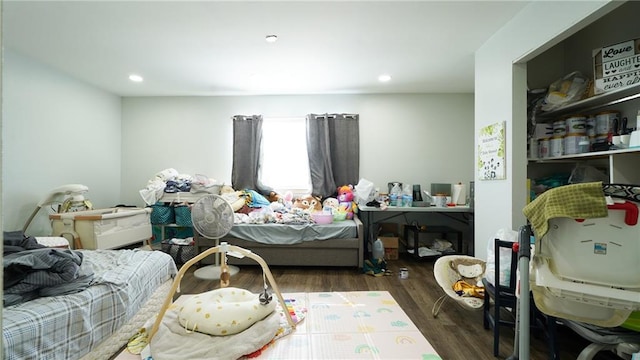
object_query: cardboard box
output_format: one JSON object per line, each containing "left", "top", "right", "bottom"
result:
{"left": 593, "top": 38, "right": 640, "bottom": 94}
{"left": 378, "top": 222, "right": 398, "bottom": 237}
{"left": 378, "top": 222, "right": 399, "bottom": 260}
{"left": 381, "top": 237, "right": 399, "bottom": 260}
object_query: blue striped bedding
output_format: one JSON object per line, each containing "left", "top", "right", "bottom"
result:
{"left": 3, "top": 249, "right": 177, "bottom": 360}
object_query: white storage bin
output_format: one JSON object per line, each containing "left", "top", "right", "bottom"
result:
{"left": 539, "top": 201, "right": 640, "bottom": 288}
{"left": 531, "top": 201, "right": 640, "bottom": 327}
{"left": 50, "top": 207, "right": 152, "bottom": 250}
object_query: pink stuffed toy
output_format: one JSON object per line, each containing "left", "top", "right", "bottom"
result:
{"left": 337, "top": 185, "right": 357, "bottom": 219}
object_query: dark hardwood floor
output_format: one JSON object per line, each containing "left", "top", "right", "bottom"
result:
{"left": 173, "top": 254, "right": 622, "bottom": 360}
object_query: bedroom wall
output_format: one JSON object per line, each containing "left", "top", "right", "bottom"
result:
{"left": 1, "top": 49, "right": 474, "bottom": 235}
{"left": 121, "top": 93, "right": 474, "bottom": 207}
{"left": 473, "top": 0, "right": 614, "bottom": 261}
{"left": 1, "top": 50, "right": 123, "bottom": 235}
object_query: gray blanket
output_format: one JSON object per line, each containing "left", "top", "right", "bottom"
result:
{"left": 3, "top": 248, "right": 94, "bottom": 306}
{"left": 148, "top": 307, "right": 280, "bottom": 360}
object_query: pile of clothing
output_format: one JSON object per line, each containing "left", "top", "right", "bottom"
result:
{"left": 3, "top": 231, "right": 94, "bottom": 306}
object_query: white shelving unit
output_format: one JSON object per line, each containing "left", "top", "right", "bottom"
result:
{"left": 526, "top": 2, "right": 640, "bottom": 187}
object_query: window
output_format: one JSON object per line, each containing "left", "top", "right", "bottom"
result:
{"left": 258, "top": 117, "right": 312, "bottom": 195}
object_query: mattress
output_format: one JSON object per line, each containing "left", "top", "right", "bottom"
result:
{"left": 228, "top": 220, "right": 358, "bottom": 245}
{"left": 2, "top": 249, "right": 177, "bottom": 360}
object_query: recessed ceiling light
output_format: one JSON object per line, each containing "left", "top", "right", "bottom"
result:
{"left": 265, "top": 34, "right": 278, "bottom": 43}
{"left": 129, "top": 74, "right": 143, "bottom": 82}
{"left": 378, "top": 74, "right": 392, "bottom": 82}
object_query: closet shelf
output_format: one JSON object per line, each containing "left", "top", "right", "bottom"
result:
{"left": 528, "top": 147, "right": 640, "bottom": 163}
{"left": 537, "top": 84, "right": 640, "bottom": 120}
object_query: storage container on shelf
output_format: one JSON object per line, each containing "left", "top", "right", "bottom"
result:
{"left": 538, "top": 138, "right": 550, "bottom": 158}
{"left": 564, "top": 133, "right": 590, "bottom": 155}
{"left": 553, "top": 119, "right": 567, "bottom": 137}
{"left": 549, "top": 136, "right": 564, "bottom": 157}
{"left": 565, "top": 115, "right": 587, "bottom": 134}
{"left": 595, "top": 110, "right": 620, "bottom": 136}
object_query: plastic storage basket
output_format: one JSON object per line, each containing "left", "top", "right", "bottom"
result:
{"left": 161, "top": 239, "right": 197, "bottom": 265}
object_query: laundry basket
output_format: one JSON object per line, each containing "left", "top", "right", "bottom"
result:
{"left": 161, "top": 239, "right": 197, "bottom": 265}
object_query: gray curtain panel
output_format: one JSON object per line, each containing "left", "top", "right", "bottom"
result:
{"left": 306, "top": 113, "right": 360, "bottom": 198}
{"left": 231, "top": 115, "right": 264, "bottom": 192}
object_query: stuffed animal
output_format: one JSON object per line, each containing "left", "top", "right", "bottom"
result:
{"left": 268, "top": 191, "right": 280, "bottom": 203}
{"left": 337, "top": 185, "right": 357, "bottom": 219}
{"left": 449, "top": 258, "right": 486, "bottom": 299}
{"left": 292, "top": 195, "right": 322, "bottom": 212}
{"left": 219, "top": 185, "right": 246, "bottom": 212}
{"left": 322, "top": 197, "right": 339, "bottom": 212}
{"left": 268, "top": 191, "right": 294, "bottom": 208}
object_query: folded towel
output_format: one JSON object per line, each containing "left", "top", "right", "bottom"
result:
{"left": 523, "top": 182, "right": 608, "bottom": 238}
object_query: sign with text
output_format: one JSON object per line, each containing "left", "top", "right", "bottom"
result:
{"left": 477, "top": 121, "right": 506, "bottom": 180}
{"left": 593, "top": 38, "right": 640, "bottom": 94}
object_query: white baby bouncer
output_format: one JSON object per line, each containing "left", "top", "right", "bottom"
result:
{"left": 135, "top": 194, "right": 299, "bottom": 359}
{"left": 512, "top": 182, "right": 640, "bottom": 360}
{"left": 121, "top": 240, "right": 300, "bottom": 359}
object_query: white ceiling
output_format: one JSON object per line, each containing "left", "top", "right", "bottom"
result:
{"left": 3, "top": 1, "right": 530, "bottom": 97}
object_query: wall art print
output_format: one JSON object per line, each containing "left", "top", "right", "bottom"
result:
{"left": 478, "top": 121, "right": 506, "bottom": 180}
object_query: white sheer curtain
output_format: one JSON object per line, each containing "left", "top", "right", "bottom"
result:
{"left": 259, "top": 117, "right": 311, "bottom": 194}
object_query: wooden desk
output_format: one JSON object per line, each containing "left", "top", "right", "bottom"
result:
{"left": 357, "top": 205, "right": 474, "bottom": 260}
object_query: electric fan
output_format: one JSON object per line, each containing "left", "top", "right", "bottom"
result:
{"left": 190, "top": 194, "right": 239, "bottom": 280}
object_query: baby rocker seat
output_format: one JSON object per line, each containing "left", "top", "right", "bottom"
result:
{"left": 432, "top": 254, "right": 486, "bottom": 317}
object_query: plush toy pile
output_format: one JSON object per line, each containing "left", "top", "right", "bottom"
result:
{"left": 230, "top": 185, "right": 359, "bottom": 224}
{"left": 141, "top": 170, "right": 360, "bottom": 225}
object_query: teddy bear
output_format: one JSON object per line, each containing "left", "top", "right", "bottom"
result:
{"left": 322, "top": 197, "right": 339, "bottom": 212}
{"left": 449, "top": 258, "right": 486, "bottom": 299}
{"left": 292, "top": 195, "right": 322, "bottom": 212}
{"left": 268, "top": 190, "right": 293, "bottom": 209}
{"left": 337, "top": 185, "right": 357, "bottom": 219}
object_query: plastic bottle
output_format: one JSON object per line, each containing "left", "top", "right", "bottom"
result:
{"left": 389, "top": 193, "right": 397, "bottom": 206}
{"left": 390, "top": 183, "right": 402, "bottom": 206}
{"left": 403, "top": 193, "right": 413, "bottom": 207}
{"left": 372, "top": 238, "right": 384, "bottom": 260}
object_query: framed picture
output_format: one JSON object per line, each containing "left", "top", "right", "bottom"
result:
{"left": 478, "top": 121, "right": 506, "bottom": 180}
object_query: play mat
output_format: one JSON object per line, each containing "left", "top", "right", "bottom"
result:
{"left": 116, "top": 290, "right": 442, "bottom": 359}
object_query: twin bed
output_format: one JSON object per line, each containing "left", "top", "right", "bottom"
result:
{"left": 160, "top": 191, "right": 365, "bottom": 268}
{"left": 196, "top": 215, "right": 364, "bottom": 268}
{"left": 3, "top": 247, "right": 177, "bottom": 360}
{"left": 3, "top": 189, "right": 363, "bottom": 359}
